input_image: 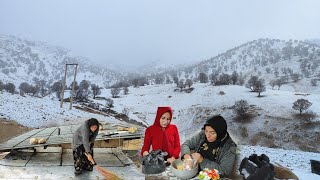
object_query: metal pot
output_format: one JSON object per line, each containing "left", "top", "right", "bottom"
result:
{"left": 170, "top": 159, "right": 198, "bottom": 179}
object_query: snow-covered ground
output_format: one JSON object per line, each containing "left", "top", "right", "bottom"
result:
{"left": 1, "top": 83, "right": 320, "bottom": 179}
{"left": 0, "top": 92, "right": 121, "bottom": 128}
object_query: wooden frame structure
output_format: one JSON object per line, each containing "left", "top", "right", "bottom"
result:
{"left": 60, "top": 63, "right": 78, "bottom": 110}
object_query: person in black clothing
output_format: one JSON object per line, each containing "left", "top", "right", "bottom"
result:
{"left": 181, "top": 115, "right": 237, "bottom": 177}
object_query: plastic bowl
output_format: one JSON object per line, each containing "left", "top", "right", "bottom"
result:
{"left": 170, "top": 159, "right": 198, "bottom": 179}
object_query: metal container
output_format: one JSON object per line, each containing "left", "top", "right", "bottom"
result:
{"left": 170, "top": 159, "right": 198, "bottom": 179}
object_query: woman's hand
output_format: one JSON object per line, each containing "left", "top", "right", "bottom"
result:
{"left": 85, "top": 153, "right": 95, "bottom": 165}
{"left": 142, "top": 151, "right": 149, "bottom": 156}
{"left": 191, "top": 153, "right": 203, "bottom": 163}
{"left": 183, "top": 154, "right": 192, "bottom": 160}
{"left": 166, "top": 157, "right": 175, "bottom": 164}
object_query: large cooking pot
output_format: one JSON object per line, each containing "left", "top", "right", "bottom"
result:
{"left": 170, "top": 159, "right": 199, "bottom": 179}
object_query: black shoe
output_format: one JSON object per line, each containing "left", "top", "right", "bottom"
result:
{"left": 85, "top": 166, "right": 93, "bottom": 171}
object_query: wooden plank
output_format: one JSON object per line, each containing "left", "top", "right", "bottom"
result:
{"left": 94, "top": 139, "right": 123, "bottom": 148}
{"left": 122, "top": 139, "right": 142, "bottom": 151}
{"left": 0, "top": 124, "right": 143, "bottom": 151}
{"left": 27, "top": 152, "right": 62, "bottom": 166}
{"left": 0, "top": 150, "right": 33, "bottom": 167}
{"left": 116, "top": 152, "right": 133, "bottom": 166}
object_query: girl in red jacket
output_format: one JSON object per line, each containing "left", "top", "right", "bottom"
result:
{"left": 141, "top": 106, "right": 181, "bottom": 164}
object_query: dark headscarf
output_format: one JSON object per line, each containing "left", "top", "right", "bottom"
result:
{"left": 198, "top": 115, "right": 229, "bottom": 161}
{"left": 87, "top": 118, "right": 99, "bottom": 130}
{"left": 203, "top": 115, "right": 227, "bottom": 140}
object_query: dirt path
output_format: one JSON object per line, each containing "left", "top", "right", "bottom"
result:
{"left": 0, "top": 119, "right": 32, "bottom": 143}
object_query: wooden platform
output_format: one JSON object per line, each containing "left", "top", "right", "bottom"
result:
{"left": 0, "top": 124, "right": 143, "bottom": 151}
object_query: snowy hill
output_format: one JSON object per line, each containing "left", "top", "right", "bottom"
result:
{"left": 112, "top": 38, "right": 320, "bottom": 96}
{"left": 0, "top": 35, "right": 119, "bottom": 88}
{"left": 2, "top": 35, "right": 320, "bottom": 95}
{"left": 181, "top": 38, "right": 320, "bottom": 82}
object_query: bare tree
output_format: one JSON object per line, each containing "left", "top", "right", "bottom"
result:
{"left": 216, "top": 73, "right": 231, "bottom": 85}
{"left": 19, "top": 82, "right": 30, "bottom": 94}
{"left": 29, "top": 85, "right": 40, "bottom": 96}
{"left": 19, "top": 82, "right": 40, "bottom": 96}
{"left": 105, "top": 98, "right": 114, "bottom": 109}
{"left": 122, "top": 107, "right": 129, "bottom": 116}
{"left": 275, "top": 79, "right": 283, "bottom": 90}
{"left": 269, "top": 80, "right": 276, "bottom": 90}
{"left": 265, "top": 67, "right": 271, "bottom": 74}
{"left": 123, "top": 87, "right": 129, "bottom": 95}
{"left": 173, "top": 76, "right": 179, "bottom": 87}
{"left": 111, "top": 87, "right": 120, "bottom": 98}
{"left": 51, "top": 80, "right": 63, "bottom": 99}
{"left": 79, "top": 80, "right": 90, "bottom": 92}
{"left": 253, "top": 78, "right": 266, "bottom": 97}
{"left": 291, "top": 73, "right": 301, "bottom": 82}
{"left": 138, "top": 77, "right": 149, "bottom": 86}
{"left": 155, "top": 76, "right": 164, "bottom": 84}
{"left": 38, "top": 80, "right": 47, "bottom": 97}
{"left": 75, "top": 80, "right": 91, "bottom": 102}
{"left": 234, "top": 100, "right": 249, "bottom": 116}
{"left": 91, "top": 84, "right": 101, "bottom": 99}
{"left": 132, "top": 78, "right": 139, "bottom": 87}
{"left": 185, "top": 79, "right": 193, "bottom": 88}
{"left": 292, "top": 99, "right": 312, "bottom": 114}
{"left": 238, "top": 74, "right": 245, "bottom": 86}
{"left": 311, "top": 79, "right": 317, "bottom": 86}
{"left": 210, "top": 72, "right": 219, "bottom": 85}
{"left": 165, "top": 75, "right": 172, "bottom": 84}
{"left": 4, "top": 83, "right": 15, "bottom": 94}
{"left": 178, "top": 79, "right": 185, "bottom": 90}
{"left": 199, "top": 72, "right": 208, "bottom": 83}
{"left": 274, "top": 70, "right": 279, "bottom": 77}
{"left": 0, "top": 80, "right": 3, "bottom": 91}
{"left": 246, "top": 76, "right": 259, "bottom": 91}
{"left": 230, "top": 71, "right": 238, "bottom": 85}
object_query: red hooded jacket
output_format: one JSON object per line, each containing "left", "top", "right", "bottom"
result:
{"left": 141, "top": 107, "right": 181, "bottom": 159}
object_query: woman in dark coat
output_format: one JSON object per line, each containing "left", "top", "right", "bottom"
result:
{"left": 72, "top": 118, "right": 99, "bottom": 174}
{"left": 181, "top": 115, "right": 237, "bottom": 177}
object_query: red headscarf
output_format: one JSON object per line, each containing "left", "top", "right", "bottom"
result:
{"left": 141, "top": 107, "right": 180, "bottom": 158}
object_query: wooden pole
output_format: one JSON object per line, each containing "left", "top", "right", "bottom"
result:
{"left": 60, "top": 64, "right": 68, "bottom": 108}
{"left": 69, "top": 64, "right": 78, "bottom": 110}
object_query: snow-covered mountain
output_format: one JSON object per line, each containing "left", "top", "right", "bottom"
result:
{"left": 306, "top": 38, "right": 320, "bottom": 46}
{"left": 2, "top": 35, "right": 320, "bottom": 94}
{"left": 113, "top": 38, "right": 320, "bottom": 94}
{"left": 0, "top": 35, "right": 119, "bottom": 88}
{"left": 191, "top": 38, "right": 320, "bottom": 78}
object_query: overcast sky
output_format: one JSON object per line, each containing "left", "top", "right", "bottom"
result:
{"left": 1, "top": 0, "right": 320, "bottom": 67}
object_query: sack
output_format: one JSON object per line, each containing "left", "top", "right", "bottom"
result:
{"left": 239, "top": 154, "right": 275, "bottom": 180}
{"left": 140, "top": 150, "right": 168, "bottom": 174}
